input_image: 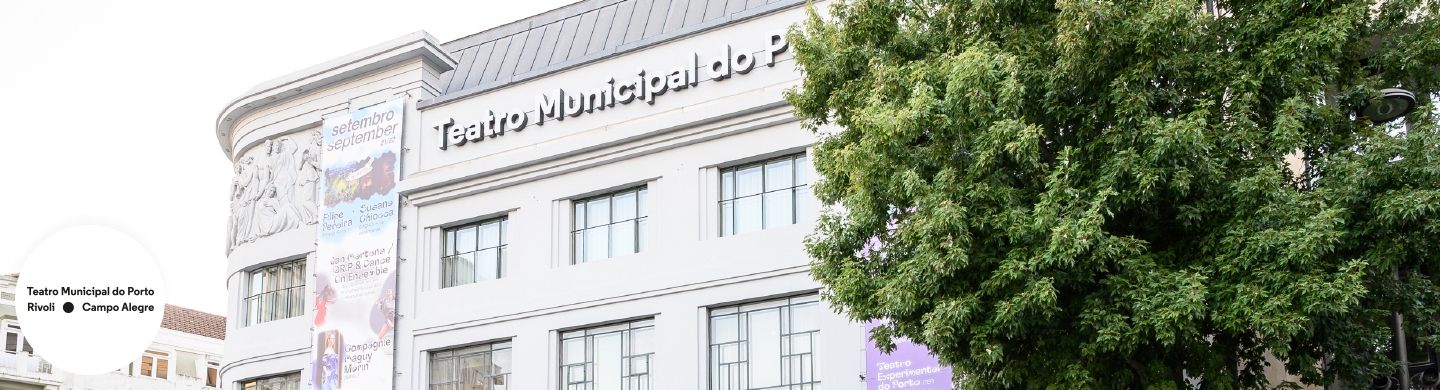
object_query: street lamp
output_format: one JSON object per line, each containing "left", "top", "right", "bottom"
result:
{"left": 1363, "top": 88, "right": 1418, "bottom": 124}
{"left": 1362, "top": 88, "right": 1422, "bottom": 390}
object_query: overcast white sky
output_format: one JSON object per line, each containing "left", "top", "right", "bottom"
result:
{"left": 0, "top": 0, "right": 578, "bottom": 315}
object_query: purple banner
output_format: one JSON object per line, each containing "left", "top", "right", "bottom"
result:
{"left": 866, "top": 322, "right": 954, "bottom": 390}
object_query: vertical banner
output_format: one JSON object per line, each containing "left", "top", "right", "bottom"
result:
{"left": 866, "top": 322, "right": 955, "bottom": 390}
{"left": 313, "top": 98, "right": 404, "bottom": 390}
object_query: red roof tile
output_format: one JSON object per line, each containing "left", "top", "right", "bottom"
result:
{"left": 161, "top": 304, "right": 226, "bottom": 340}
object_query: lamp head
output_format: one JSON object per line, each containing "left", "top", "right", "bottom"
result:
{"left": 1363, "top": 88, "right": 1417, "bottom": 124}
{"left": 1372, "top": 375, "right": 1394, "bottom": 390}
{"left": 1420, "top": 366, "right": 1440, "bottom": 389}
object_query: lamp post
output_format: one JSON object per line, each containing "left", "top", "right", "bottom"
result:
{"left": 1363, "top": 88, "right": 1426, "bottom": 390}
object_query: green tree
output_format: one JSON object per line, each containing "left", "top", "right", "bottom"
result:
{"left": 787, "top": 0, "right": 1440, "bottom": 387}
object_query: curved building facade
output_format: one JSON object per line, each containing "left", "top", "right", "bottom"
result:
{"left": 215, "top": 1, "right": 865, "bottom": 389}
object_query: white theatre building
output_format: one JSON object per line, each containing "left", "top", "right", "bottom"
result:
{"left": 214, "top": 0, "right": 867, "bottom": 389}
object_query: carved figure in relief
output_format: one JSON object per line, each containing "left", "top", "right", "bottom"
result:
{"left": 297, "top": 131, "right": 323, "bottom": 224}
{"left": 256, "top": 186, "right": 301, "bottom": 236}
{"left": 228, "top": 160, "right": 252, "bottom": 251}
{"left": 270, "top": 138, "right": 299, "bottom": 203}
{"left": 253, "top": 141, "right": 273, "bottom": 199}
{"left": 243, "top": 155, "right": 265, "bottom": 244}
{"left": 271, "top": 137, "right": 306, "bottom": 228}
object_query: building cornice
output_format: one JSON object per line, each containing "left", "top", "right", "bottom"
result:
{"left": 214, "top": 31, "right": 456, "bottom": 160}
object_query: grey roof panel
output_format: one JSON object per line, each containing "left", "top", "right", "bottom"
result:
{"left": 479, "top": 35, "right": 516, "bottom": 83}
{"left": 586, "top": 5, "right": 619, "bottom": 55}
{"left": 565, "top": 10, "right": 601, "bottom": 61}
{"left": 694, "top": 0, "right": 722, "bottom": 27}
{"left": 532, "top": 0, "right": 608, "bottom": 24}
{"left": 643, "top": 0, "right": 674, "bottom": 38}
{"left": 529, "top": 22, "right": 565, "bottom": 71}
{"left": 444, "top": 22, "right": 533, "bottom": 57}
{"left": 444, "top": 46, "right": 481, "bottom": 94}
{"left": 437, "top": 47, "right": 471, "bottom": 93}
{"left": 425, "top": 0, "right": 805, "bottom": 108}
{"left": 513, "top": 26, "right": 550, "bottom": 76}
{"left": 603, "top": 1, "right": 635, "bottom": 50}
{"left": 662, "top": 0, "right": 690, "bottom": 34}
{"left": 725, "top": 0, "right": 747, "bottom": 16}
{"left": 548, "top": 16, "right": 583, "bottom": 66}
{"left": 623, "top": 0, "right": 656, "bottom": 44}
{"left": 459, "top": 41, "right": 497, "bottom": 88}
{"left": 496, "top": 31, "right": 533, "bottom": 80}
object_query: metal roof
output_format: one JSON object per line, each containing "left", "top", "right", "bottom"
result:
{"left": 425, "top": 0, "right": 803, "bottom": 108}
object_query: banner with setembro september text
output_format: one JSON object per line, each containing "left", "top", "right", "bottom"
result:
{"left": 313, "top": 98, "right": 404, "bottom": 390}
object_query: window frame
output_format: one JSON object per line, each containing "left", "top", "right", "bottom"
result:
{"left": 3, "top": 323, "right": 31, "bottom": 355}
{"left": 718, "top": 154, "right": 809, "bottom": 237}
{"left": 242, "top": 258, "right": 307, "bottom": 327}
{"left": 707, "top": 294, "right": 823, "bottom": 390}
{"left": 206, "top": 361, "right": 220, "bottom": 387}
{"left": 571, "top": 187, "right": 650, "bottom": 264}
{"left": 440, "top": 216, "right": 510, "bottom": 289}
{"left": 240, "top": 372, "right": 302, "bottom": 390}
{"left": 559, "top": 319, "right": 656, "bottom": 390}
{"left": 139, "top": 350, "right": 171, "bottom": 379}
{"left": 428, "top": 340, "right": 513, "bottom": 390}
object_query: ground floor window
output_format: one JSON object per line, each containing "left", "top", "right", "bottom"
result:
{"left": 709, "top": 294, "right": 821, "bottom": 390}
{"left": 241, "top": 372, "right": 301, "bottom": 390}
{"left": 561, "top": 319, "right": 655, "bottom": 390}
{"left": 430, "top": 341, "right": 512, "bottom": 390}
{"left": 140, "top": 350, "right": 169, "bottom": 379}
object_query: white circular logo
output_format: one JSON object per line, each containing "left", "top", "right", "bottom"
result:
{"left": 16, "top": 225, "right": 167, "bottom": 375}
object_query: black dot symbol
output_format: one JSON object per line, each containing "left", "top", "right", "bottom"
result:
{"left": 63, "top": 302, "right": 74, "bottom": 313}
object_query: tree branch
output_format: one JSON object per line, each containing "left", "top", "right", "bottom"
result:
{"left": 1127, "top": 354, "right": 1150, "bottom": 389}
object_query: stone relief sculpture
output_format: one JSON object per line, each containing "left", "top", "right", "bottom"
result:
{"left": 227, "top": 130, "right": 326, "bottom": 253}
{"left": 297, "top": 131, "right": 324, "bottom": 224}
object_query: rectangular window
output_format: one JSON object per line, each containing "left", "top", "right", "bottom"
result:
{"left": 207, "top": 362, "right": 219, "bottom": 387}
{"left": 429, "top": 341, "right": 512, "bottom": 390}
{"left": 719, "top": 154, "right": 808, "bottom": 236}
{"left": 3, "top": 325, "right": 30, "bottom": 354}
{"left": 709, "top": 295, "right": 821, "bottom": 390}
{"left": 241, "top": 372, "right": 301, "bottom": 390}
{"left": 441, "top": 217, "right": 509, "bottom": 288}
{"left": 560, "top": 319, "right": 655, "bottom": 390}
{"left": 573, "top": 188, "right": 648, "bottom": 264}
{"left": 244, "top": 258, "right": 306, "bottom": 327}
{"left": 140, "top": 350, "right": 170, "bottom": 379}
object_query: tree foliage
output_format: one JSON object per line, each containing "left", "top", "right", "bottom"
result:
{"left": 788, "top": 0, "right": 1440, "bottom": 387}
